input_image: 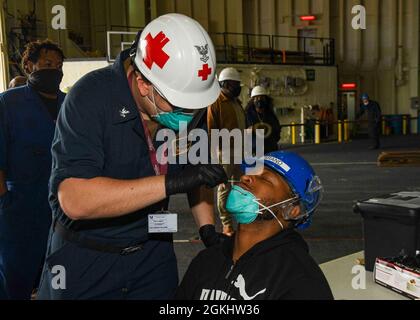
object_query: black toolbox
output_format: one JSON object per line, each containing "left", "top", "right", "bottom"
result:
{"left": 354, "top": 192, "right": 420, "bottom": 272}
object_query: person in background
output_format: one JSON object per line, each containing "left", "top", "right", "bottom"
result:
{"left": 304, "top": 105, "right": 320, "bottom": 142}
{"left": 207, "top": 68, "right": 247, "bottom": 237}
{"left": 356, "top": 93, "right": 382, "bottom": 150}
{"left": 246, "top": 86, "right": 281, "bottom": 153}
{"left": 325, "top": 104, "right": 335, "bottom": 139}
{"left": 0, "top": 39, "right": 66, "bottom": 299}
{"left": 176, "top": 151, "right": 333, "bottom": 300}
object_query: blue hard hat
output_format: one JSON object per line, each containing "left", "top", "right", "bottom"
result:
{"left": 361, "top": 93, "right": 369, "bottom": 100}
{"left": 242, "top": 151, "right": 323, "bottom": 229}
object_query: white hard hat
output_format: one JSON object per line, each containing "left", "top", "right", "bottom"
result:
{"left": 218, "top": 67, "right": 241, "bottom": 82}
{"left": 133, "top": 13, "right": 220, "bottom": 110}
{"left": 251, "top": 86, "right": 268, "bottom": 98}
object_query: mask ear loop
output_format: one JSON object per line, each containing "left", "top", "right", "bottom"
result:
{"left": 254, "top": 199, "right": 285, "bottom": 231}
{"left": 261, "top": 196, "right": 299, "bottom": 212}
{"left": 147, "top": 86, "right": 161, "bottom": 118}
{"left": 151, "top": 86, "right": 157, "bottom": 113}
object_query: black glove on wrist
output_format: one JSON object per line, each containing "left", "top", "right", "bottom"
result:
{"left": 165, "top": 164, "right": 228, "bottom": 196}
{"left": 199, "top": 224, "right": 230, "bottom": 248}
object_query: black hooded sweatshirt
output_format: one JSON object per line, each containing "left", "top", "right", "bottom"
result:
{"left": 176, "top": 229, "right": 333, "bottom": 300}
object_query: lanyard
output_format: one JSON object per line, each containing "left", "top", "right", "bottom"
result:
{"left": 127, "top": 68, "right": 168, "bottom": 177}
{"left": 139, "top": 112, "right": 168, "bottom": 176}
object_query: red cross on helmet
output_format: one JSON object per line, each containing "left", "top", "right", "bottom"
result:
{"left": 133, "top": 13, "right": 220, "bottom": 110}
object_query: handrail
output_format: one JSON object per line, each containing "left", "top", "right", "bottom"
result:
{"left": 210, "top": 31, "right": 335, "bottom": 66}
{"left": 212, "top": 31, "right": 334, "bottom": 42}
{"left": 211, "top": 31, "right": 272, "bottom": 37}
{"left": 280, "top": 116, "right": 419, "bottom": 145}
{"left": 280, "top": 117, "right": 419, "bottom": 128}
{"left": 6, "top": 14, "right": 336, "bottom": 66}
{"left": 272, "top": 34, "right": 335, "bottom": 41}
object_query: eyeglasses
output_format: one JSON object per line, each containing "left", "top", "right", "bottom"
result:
{"left": 133, "top": 69, "right": 195, "bottom": 115}
{"left": 151, "top": 87, "right": 195, "bottom": 115}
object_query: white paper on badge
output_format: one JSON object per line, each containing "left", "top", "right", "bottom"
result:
{"left": 148, "top": 214, "right": 178, "bottom": 233}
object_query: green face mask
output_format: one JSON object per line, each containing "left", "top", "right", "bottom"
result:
{"left": 148, "top": 87, "right": 194, "bottom": 132}
{"left": 226, "top": 186, "right": 260, "bottom": 224}
{"left": 226, "top": 185, "right": 300, "bottom": 229}
{"left": 153, "top": 110, "right": 194, "bottom": 132}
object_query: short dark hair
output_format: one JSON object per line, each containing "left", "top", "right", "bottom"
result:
{"left": 21, "top": 39, "right": 65, "bottom": 74}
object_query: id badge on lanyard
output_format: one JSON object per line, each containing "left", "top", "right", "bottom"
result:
{"left": 148, "top": 211, "right": 178, "bottom": 234}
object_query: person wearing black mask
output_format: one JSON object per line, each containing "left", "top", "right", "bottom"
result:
{"left": 25, "top": 41, "right": 65, "bottom": 121}
{"left": 0, "top": 40, "right": 65, "bottom": 299}
{"left": 356, "top": 93, "right": 382, "bottom": 150}
{"left": 246, "top": 86, "right": 281, "bottom": 153}
{"left": 207, "top": 68, "right": 247, "bottom": 237}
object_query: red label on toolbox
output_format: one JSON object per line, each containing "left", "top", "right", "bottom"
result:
{"left": 375, "top": 258, "right": 420, "bottom": 300}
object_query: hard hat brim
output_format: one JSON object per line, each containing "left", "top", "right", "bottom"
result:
{"left": 156, "top": 77, "right": 221, "bottom": 110}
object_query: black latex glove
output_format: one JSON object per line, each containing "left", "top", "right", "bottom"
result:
{"left": 199, "top": 225, "right": 230, "bottom": 248}
{"left": 165, "top": 164, "right": 228, "bottom": 196}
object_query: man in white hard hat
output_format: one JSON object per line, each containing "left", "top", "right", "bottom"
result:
{"left": 207, "top": 67, "right": 247, "bottom": 236}
{"left": 246, "top": 86, "right": 281, "bottom": 153}
{"left": 36, "top": 14, "right": 227, "bottom": 300}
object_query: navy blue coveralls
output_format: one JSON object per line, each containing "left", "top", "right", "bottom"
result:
{"left": 0, "top": 85, "right": 65, "bottom": 299}
{"left": 37, "top": 50, "right": 179, "bottom": 300}
{"left": 246, "top": 105, "right": 281, "bottom": 153}
{"left": 357, "top": 100, "right": 382, "bottom": 148}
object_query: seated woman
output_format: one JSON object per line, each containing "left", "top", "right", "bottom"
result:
{"left": 176, "top": 151, "right": 333, "bottom": 300}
